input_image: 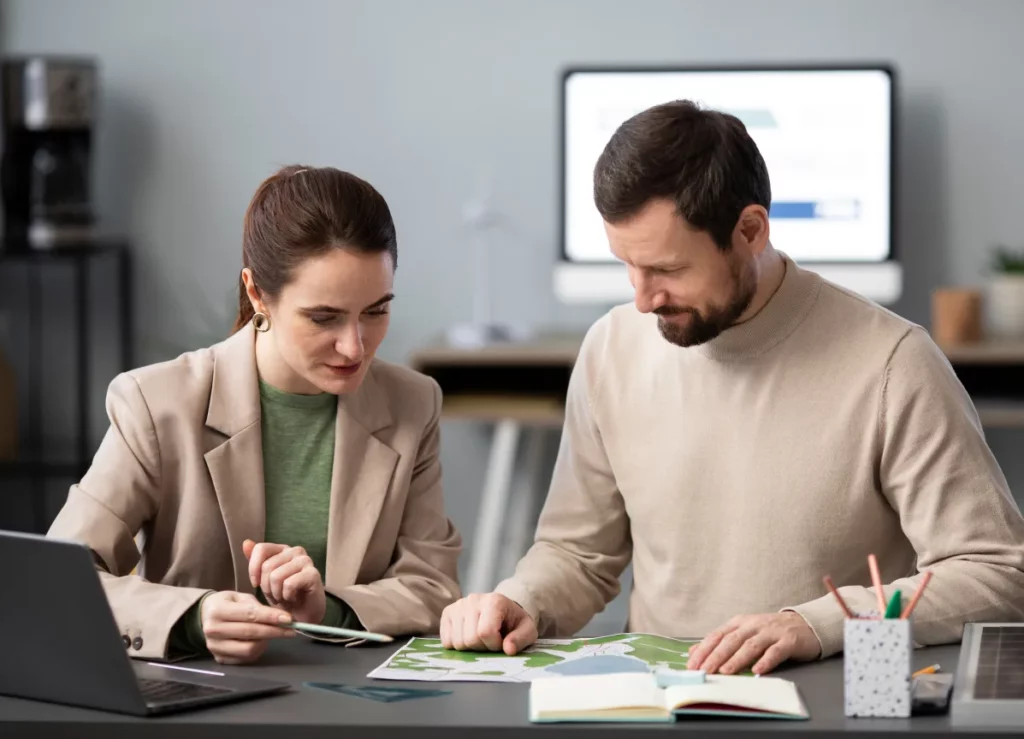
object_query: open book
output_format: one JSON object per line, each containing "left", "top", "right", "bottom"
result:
{"left": 529, "top": 671, "right": 809, "bottom": 723}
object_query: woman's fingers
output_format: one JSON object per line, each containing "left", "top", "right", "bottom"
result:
{"left": 259, "top": 547, "right": 307, "bottom": 599}
{"left": 282, "top": 566, "right": 320, "bottom": 603}
{"left": 203, "top": 620, "right": 295, "bottom": 641}
{"left": 207, "top": 637, "right": 269, "bottom": 665}
{"left": 268, "top": 557, "right": 313, "bottom": 603}
{"left": 203, "top": 591, "right": 292, "bottom": 627}
{"left": 246, "top": 543, "right": 289, "bottom": 589}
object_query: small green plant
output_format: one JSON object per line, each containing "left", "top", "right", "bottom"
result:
{"left": 992, "top": 244, "right": 1024, "bottom": 274}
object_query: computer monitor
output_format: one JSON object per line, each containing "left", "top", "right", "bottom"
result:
{"left": 555, "top": 65, "right": 899, "bottom": 304}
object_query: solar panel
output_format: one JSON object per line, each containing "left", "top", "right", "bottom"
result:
{"left": 975, "top": 625, "right": 1024, "bottom": 699}
{"left": 952, "top": 623, "right": 1024, "bottom": 727}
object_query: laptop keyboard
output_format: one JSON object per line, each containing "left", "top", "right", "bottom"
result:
{"left": 138, "top": 677, "right": 233, "bottom": 706}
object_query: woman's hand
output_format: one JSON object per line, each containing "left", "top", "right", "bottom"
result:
{"left": 243, "top": 539, "right": 327, "bottom": 625}
{"left": 200, "top": 590, "right": 295, "bottom": 664}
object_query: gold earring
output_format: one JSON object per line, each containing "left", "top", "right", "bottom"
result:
{"left": 252, "top": 312, "right": 271, "bottom": 332}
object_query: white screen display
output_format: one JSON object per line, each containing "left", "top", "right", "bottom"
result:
{"left": 563, "top": 68, "right": 892, "bottom": 263}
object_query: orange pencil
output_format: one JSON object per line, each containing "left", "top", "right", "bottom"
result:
{"left": 868, "top": 554, "right": 886, "bottom": 618}
{"left": 823, "top": 575, "right": 855, "bottom": 619}
{"left": 900, "top": 570, "right": 933, "bottom": 620}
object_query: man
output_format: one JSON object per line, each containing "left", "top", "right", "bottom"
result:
{"left": 440, "top": 100, "right": 1024, "bottom": 675}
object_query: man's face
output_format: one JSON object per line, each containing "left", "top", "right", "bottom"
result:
{"left": 605, "top": 199, "right": 758, "bottom": 347}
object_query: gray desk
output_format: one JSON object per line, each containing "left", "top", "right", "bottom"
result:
{"left": 0, "top": 640, "right": 1004, "bottom": 738}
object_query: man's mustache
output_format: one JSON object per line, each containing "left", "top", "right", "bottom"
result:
{"left": 653, "top": 305, "right": 692, "bottom": 316}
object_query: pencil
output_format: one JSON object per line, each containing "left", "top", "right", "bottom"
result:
{"left": 823, "top": 575, "right": 855, "bottom": 619}
{"left": 912, "top": 663, "right": 941, "bottom": 678}
{"left": 900, "top": 570, "right": 933, "bottom": 620}
{"left": 286, "top": 618, "right": 393, "bottom": 642}
{"left": 868, "top": 554, "right": 886, "bottom": 618}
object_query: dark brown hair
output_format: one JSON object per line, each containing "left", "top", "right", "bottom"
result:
{"left": 233, "top": 164, "right": 398, "bottom": 333}
{"left": 593, "top": 100, "right": 771, "bottom": 249}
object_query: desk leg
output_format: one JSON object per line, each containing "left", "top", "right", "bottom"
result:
{"left": 465, "top": 419, "right": 520, "bottom": 594}
{"left": 499, "top": 427, "right": 548, "bottom": 581}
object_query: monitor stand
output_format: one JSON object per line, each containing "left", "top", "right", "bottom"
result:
{"left": 553, "top": 260, "right": 903, "bottom": 306}
{"left": 445, "top": 322, "right": 533, "bottom": 349}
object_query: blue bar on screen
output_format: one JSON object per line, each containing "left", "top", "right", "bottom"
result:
{"left": 770, "top": 201, "right": 817, "bottom": 219}
{"left": 770, "top": 200, "right": 860, "bottom": 219}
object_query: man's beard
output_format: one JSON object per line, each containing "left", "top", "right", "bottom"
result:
{"left": 655, "top": 257, "right": 757, "bottom": 348}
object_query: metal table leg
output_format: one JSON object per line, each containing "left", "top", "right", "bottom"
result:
{"left": 75, "top": 253, "right": 90, "bottom": 477}
{"left": 465, "top": 419, "right": 520, "bottom": 595}
{"left": 499, "top": 426, "right": 548, "bottom": 582}
{"left": 28, "top": 261, "right": 44, "bottom": 532}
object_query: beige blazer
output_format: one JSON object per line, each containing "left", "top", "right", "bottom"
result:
{"left": 48, "top": 324, "right": 462, "bottom": 660}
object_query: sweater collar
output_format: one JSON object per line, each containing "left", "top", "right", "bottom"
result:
{"left": 694, "top": 252, "right": 822, "bottom": 362}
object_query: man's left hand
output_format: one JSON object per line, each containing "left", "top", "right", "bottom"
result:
{"left": 687, "top": 612, "right": 821, "bottom": 675}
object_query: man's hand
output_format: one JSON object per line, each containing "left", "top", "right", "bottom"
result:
{"left": 200, "top": 591, "right": 295, "bottom": 664}
{"left": 687, "top": 612, "right": 821, "bottom": 675}
{"left": 440, "top": 593, "right": 538, "bottom": 655}
{"left": 243, "top": 539, "right": 327, "bottom": 625}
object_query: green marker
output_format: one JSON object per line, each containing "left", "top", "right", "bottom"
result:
{"left": 884, "top": 590, "right": 902, "bottom": 619}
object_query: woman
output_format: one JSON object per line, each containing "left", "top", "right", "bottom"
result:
{"left": 48, "top": 165, "right": 462, "bottom": 664}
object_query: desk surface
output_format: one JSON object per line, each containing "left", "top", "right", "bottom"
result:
{"left": 411, "top": 334, "right": 1024, "bottom": 367}
{"left": 410, "top": 334, "right": 1024, "bottom": 428}
{"left": 0, "top": 639, "right": 1008, "bottom": 738}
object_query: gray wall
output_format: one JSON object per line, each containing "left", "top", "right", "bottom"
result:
{"left": 2, "top": 0, "right": 1023, "bottom": 626}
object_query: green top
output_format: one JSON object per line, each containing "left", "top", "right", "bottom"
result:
{"left": 169, "top": 378, "right": 360, "bottom": 656}
{"left": 259, "top": 378, "right": 336, "bottom": 577}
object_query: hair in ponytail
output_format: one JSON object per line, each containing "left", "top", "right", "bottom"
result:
{"left": 232, "top": 164, "right": 398, "bottom": 334}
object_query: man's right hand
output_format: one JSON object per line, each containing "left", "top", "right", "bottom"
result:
{"left": 200, "top": 591, "right": 296, "bottom": 664}
{"left": 440, "top": 593, "right": 538, "bottom": 655}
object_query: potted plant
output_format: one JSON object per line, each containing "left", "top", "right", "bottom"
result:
{"left": 987, "top": 244, "right": 1024, "bottom": 338}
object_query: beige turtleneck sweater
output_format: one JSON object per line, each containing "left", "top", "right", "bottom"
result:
{"left": 496, "top": 255, "right": 1024, "bottom": 658}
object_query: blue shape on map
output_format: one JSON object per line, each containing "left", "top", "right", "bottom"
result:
{"left": 305, "top": 682, "right": 452, "bottom": 703}
{"left": 543, "top": 655, "right": 649, "bottom": 676}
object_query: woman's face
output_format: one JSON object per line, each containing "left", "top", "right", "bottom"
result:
{"left": 251, "top": 248, "right": 394, "bottom": 395}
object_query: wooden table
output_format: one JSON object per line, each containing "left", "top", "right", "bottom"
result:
{"left": 409, "top": 334, "right": 580, "bottom": 594}
{"left": 937, "top": 340, "right": 1024, "bottom": 428}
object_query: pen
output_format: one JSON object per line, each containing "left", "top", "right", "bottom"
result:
{"left": 900, "top": 570, "right": 933, "bottom": 620}
{"left": 867, "top": 554, "right": 886, "bottom": 618}
{"left": 147, "top": 662, "right": 226, "bottom": 677}
{"left": 283, "top": 621, "right": 394, "bottom": 643}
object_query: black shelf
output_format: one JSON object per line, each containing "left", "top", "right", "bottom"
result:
{"left": 0, "top": 238, "right": 133, "bottom": 532}
{"left": 0, "top": 239, "right": 127, "bottom": 260}
{"left": 0, "top": 461, "right": 85, "bottom": 479}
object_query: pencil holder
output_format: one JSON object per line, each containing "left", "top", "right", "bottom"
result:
{"left": 843, "top": 618, "right": 912, "bottom": 718}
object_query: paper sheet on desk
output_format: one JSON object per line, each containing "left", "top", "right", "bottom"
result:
{"left": 367, "top": 633, "right": 698, "bottom": 683}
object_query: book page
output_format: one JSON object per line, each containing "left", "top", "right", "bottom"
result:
{"left": 530, "top": 672, "right": 665, "bottom": 716}
{"left": 664, "top": 675, "right": 806, "bottom": 717}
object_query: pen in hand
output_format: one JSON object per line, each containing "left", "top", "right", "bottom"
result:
{"left": 281, "top": 621, "right": 393, "bottom": 643}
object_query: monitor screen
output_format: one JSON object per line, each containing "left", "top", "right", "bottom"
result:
{"left": 562, "top": 67, "right": 894, "bottom": 266}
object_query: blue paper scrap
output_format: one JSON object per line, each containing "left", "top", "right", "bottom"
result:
{"left": 304, "top": 682, "right": 453, "bottom": 703}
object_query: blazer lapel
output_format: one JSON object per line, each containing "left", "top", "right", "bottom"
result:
{"left": 326, "top": 365, "right": 399, "bottom": 588}
{"left": 204, "top": 324, "right": 265, "bottom": 593}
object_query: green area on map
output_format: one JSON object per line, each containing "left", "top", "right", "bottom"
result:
{"left": 382, "top": 633, "right": 696, "bottom": 673}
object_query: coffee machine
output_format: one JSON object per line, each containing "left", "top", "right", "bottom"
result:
{"left": 1, "top": 56, "right": 97, "bottom": 250}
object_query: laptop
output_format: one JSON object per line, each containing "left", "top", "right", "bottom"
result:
{"left": 0, "top": 529, "right": 291, "bottom": 716}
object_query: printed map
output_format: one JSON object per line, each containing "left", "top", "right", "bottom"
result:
{"left": 368, "top": 633, "right": 698, "bottom": 683}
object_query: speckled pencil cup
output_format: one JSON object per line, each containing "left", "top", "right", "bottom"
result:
{"left": 844, "top": 618, "right": 912, "bottom": 718}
